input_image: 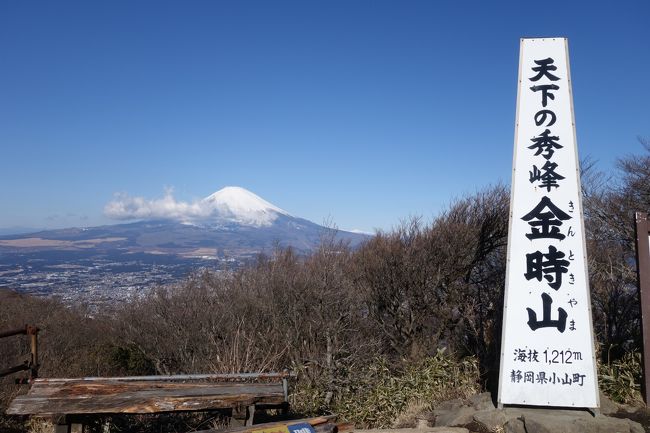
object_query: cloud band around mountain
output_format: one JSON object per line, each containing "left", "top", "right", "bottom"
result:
{"left": 104, "top": 189, "right": 209, "bottom": 221}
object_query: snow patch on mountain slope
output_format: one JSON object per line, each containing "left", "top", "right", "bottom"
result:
{"left": 201, "top": 186, "right": 289, "bottom": 227}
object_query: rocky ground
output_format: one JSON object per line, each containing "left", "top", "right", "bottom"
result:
{"left": 352, "top": 392, "right": 650, "bottom": 433}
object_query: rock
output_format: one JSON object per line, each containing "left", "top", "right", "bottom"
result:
{"left": 435, "top": 399, "right": 465, "bottom": 411}
{"left": 415, "top": 417, "right": 430, "bottom": 429}
{"left": 431, "top": 393, "right": 644, "bottom": 433}
{"left": 522, "top": 410, "right": 639, "bottom": 433}
{"left": 469, "top": 392, "right": 495, "bottom": 411}
{"left": 428, "top": 428, "right": 470, "bottom": 433}
{"left": 625, "top": 418, "right": 646, "bottom": 433}
{"left": 504, "top": 417, "right": 527, "bottom": 433}
{"left": 575, "top": 415, "right": 641, "bottom": 433}
{"left": 522, "top": 412, "right": 581, "bottom": 433}
{"left": 473, "top": 409, "right": 506, "bottom": 431}
{"left": 599, "top": 391, "right": 620, "bottom": 416}
{"left": 434, "top": 406, "right": 475, "bottom": 427}
{"left": 618, "top": 403, "right": 643, "bottom": 414}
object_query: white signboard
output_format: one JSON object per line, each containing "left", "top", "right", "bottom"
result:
{"left": 498, "top": 38, "right": 599, "bottom": 408}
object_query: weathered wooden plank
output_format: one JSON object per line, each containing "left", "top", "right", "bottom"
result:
{"left": 34, "top": 372, "right": 294, "bottom": 383}
{"left": 10, "top": 388, "right": 284, "bottom": 406}
{"left": 23, "top": 381, "right": 283, "bottom": 398}
{"left": 8, "top": 393, "right": 284, "bottom": 415}
{"left": 7, "top": 380, "right": 285, "bottom": 416}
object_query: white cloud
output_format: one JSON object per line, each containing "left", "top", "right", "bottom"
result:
{"left": 104, "top": 188, "right": 209, "bottom": 221}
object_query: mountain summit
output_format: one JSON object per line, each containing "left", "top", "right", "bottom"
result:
{"left": 201, "top": 186, "right": 289, "bottom": 227}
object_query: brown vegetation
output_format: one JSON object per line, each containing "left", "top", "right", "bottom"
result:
{"left": 584, "top": 138, "right": 650, "bottom": 361}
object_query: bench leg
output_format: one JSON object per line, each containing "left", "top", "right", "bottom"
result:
{"left": 55, "top": 425, "right": 69, "bottom": 433}
{"left": 245, "top": 404, "right": 256, "bottom": 426}
{"left": 70, "top": 423, "right": 83, "bottom": 433}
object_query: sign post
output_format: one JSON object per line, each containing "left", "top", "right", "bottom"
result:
{"left": 635, "top": 212, "right": 650, "bottom": 404}
{"left": 498, "top": 38, "right": 599, "bottom": 408}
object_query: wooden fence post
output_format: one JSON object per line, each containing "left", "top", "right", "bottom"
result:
{"left": 635, "top": 212, "right": 650, "bottom": 404}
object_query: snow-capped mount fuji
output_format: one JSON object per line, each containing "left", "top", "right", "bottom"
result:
{"left": 199, "top": 186, "right": 290, "bottom": 227}
{"left": 0, "top": 187, "right": 370, "bottom": 262}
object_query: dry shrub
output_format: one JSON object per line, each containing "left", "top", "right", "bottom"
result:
{"left": 0, "top": 288, "right": 117, "bottom": 427}
{"left": 354, "top": 184, "right": 509, "bottom": 389}
{"left": 24, "top": 419, "right": 54, "bottom": 433}
{"left": 0, "top": 290, "right": 140, "bottom": 433}
{"left": 392, "top": 399, "right": 430, "bottom": 429}
{"left": 333, "top": 350, "right": 480, "bottom": 428}
{"left": 583, "top": 140, "right": 650, "bottom": 360}
{"left": 598, "top": 351, "right": 643, "bottom": 405}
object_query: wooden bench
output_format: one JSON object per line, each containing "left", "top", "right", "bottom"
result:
{"left": 7, "top": 372, "right": 292, "bottom": 433}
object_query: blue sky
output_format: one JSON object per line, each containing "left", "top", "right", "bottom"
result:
{"left": 1, "top": 1, "right": 648, "bottom": 233}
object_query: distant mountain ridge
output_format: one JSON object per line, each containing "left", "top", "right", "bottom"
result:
{"left": 0, "top": 187, "right": 370, "bottom": 258}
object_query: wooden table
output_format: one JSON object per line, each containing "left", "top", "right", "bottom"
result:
{"left": 7, "top": 373, "right": 290, "bottom": 433}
